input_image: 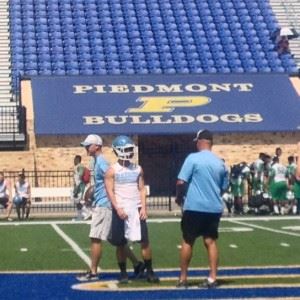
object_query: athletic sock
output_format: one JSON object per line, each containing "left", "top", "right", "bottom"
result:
{"left": 273, "top": 205, "right": 279, "bottom": 214}
{"left": 144, "top": 259, "right": 153, "bottom": 272}
{"left": 293, "top": 205, "right": 297, "bottom": 214}
{"left": 118, "top": 262, "right": 127, "bottom": 273}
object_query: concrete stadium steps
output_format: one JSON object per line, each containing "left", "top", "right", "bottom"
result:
{"left": 0, "top": 0, "right": 23, "bottom": 149}
{"left": 0, "top": 0, "right": 12, "bottom": 104}
{"left": 0, "top": 133, "right": 26, "bottom": 142}
{"left": 270, "top": 0, "right": 300, "bottom": 70}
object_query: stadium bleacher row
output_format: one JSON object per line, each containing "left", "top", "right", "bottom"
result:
{"left": 9, "top": 0, "right": 298, "bottom": 92}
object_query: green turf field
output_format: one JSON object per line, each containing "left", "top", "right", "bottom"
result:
{"left": 0, "top": 217, "right": 299, "bottom": 272}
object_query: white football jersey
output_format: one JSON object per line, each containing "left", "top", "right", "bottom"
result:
{"left": 271, "top": 163, "right": 287, "bottom": 183}
{"left": 112, "top": 162, "right": 142, "bottom": 209}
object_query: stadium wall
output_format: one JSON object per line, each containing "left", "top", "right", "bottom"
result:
{"left": 0, "top": 79, "right": 299, "bottom": 175}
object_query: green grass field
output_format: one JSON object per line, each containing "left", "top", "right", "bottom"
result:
{"left": 0, "top": 217, "right": 299, "bottom": 272}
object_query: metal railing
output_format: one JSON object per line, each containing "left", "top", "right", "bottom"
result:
{"left": 0, "top": 105, "right": 27, "bottom": 149}
{"left": 4, "top": 170, "right": 75, "bottom": 214}
{"left": 5, "top": 170, "right": 74, "bottom": 188}
{"left": 3, "top": 170, "right": 171, "bottom": 214}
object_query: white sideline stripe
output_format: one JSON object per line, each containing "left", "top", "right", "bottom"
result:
{"left": 228, "top": 219, "right": 300, "bottom": 237}
{"left": 0, "top": 216, "right": 299, "bottom": 226}
{"left": 51, "top": 224, "right": 92, "bottom": 269}
{"left": 147, "top": 218, "right": 180, "bottom": 223}
{"left": 0, "top": 220, "right": 92, "bottom": 226}
{"left": 220, "top": 227, "right": 253, "bottom": 232}
{"left": 222, "top": 216, "right": 300, "bottom": 221}
{"left": 282, "top": 226, "right": 300, "bottom": 231}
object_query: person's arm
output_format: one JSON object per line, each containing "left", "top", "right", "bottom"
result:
{"left": 175, "top": 155, "right": 193, "bottom": 207}
{"left": 138, "top": 168, "right": 147, "bottom": 220}
{"left": 27, "top": 184, "right": 31, "bottom": 203}
{"left": 7, "top": 180, "right": 12, "bottom": 201}
{"left": 84, "top": 185, "right": 94, "bottom": 204}
{"left": 73, "top": 166, "right": 82, "bottom": 197}
{"left": 104, "top": 167, "right": 127, "bottom": 219}
{"left": 221, "top": 165, "right": 230, "bottom": 194}
{"left": 13, "top": 182, "right": 17, "bottom": 196}
{"left": 175, "top": 179, "right": 187, "bottom": 206}
{"left": 295, "top": 142, "right": 300, "bottom": 180}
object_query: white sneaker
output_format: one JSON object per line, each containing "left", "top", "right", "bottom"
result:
{"left": 72, "top": 215, "right": 84, "bottom": 221}
{"left": 76, "top": 271, "right": 98, "bottom": 281}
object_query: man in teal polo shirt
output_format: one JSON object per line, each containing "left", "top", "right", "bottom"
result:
{"left": 76, "top": 134, "right": 112, "bottom": 281}
{"left": 175, "top": 129, "right": 228, "bottom": 289}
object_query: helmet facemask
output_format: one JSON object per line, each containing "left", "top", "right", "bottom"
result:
{"left": 113, "top": 145, "right": 135, "bottom": 160}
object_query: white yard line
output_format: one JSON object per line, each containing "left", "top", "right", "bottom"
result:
{"left": 0, "top": 220, "right": 91, "bottom": 226}
{"left": 60, "top": 247, "right": 90, "bottom": 252}
{"left": 221, "top": 215, "right": 300, "bottom": 221}
{"left": 228, "top": 219, "right": 300, "bottom": 237}
{"left": 51, "top": 223, "right": 92, "bottom": 269}
{"left": 0, "top": 219, "right": 179, "bottom": 226}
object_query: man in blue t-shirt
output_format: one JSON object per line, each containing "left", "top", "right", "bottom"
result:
{"left": 76, "top": 134, "right": 112, "bottom": 281}
{"left": 175, "top": 130, "right": 228, "bottom": 289}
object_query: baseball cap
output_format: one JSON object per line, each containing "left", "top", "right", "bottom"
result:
{"left": 81, "top": 134, "right": 103, "bottom": 147}
{"left": 193, "top": 129, "right": 213, "bottom": 142}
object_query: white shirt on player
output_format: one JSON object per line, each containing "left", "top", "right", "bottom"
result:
{"left": 271, "top": 163, "right": 287, "bottom": 183}
{"left": 112, "top": 162, "right": 142, "bottom": 210}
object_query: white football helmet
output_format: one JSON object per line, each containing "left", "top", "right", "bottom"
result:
{"left": 112, "top": 135, "right": 135, "bottom": 160}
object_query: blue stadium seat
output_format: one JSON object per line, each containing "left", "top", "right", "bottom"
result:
{"left": 8, "top": 0, "right": 298, "bottom": 81}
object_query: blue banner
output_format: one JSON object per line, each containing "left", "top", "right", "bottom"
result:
{"left": 30, "top": 74, "right": 300, "bottom": 135}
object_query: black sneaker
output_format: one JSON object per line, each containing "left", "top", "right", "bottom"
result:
{"left": 134, "top": 261, "right": 145, "bottom": 279}
{"left": 76, "top": 271, "right": 98, "bottom": 282}
{"left": 201, "top": 278, "right": 218, "bottom": 289}
{"left": 176, "top": 280, "right": 188, "bottom": 289}
{"left": 146, "top": 270, "right": 160, "bottom": 283}
{"left": 119, "top": 271, "right": 129, "bottom": 284}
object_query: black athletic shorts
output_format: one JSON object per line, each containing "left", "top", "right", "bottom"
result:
{"left": 108, "top": 208, "right": 149, "bottom": 246}
{"left": 0, "top": 197, "right": 9, "bottom": 208}
{"left": 181, "top": 210, "right": 222, "bottom": 243}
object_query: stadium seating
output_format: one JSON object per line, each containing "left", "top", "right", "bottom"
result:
{"left": 9, "top": 0, "right": 298, "bottom": 90}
